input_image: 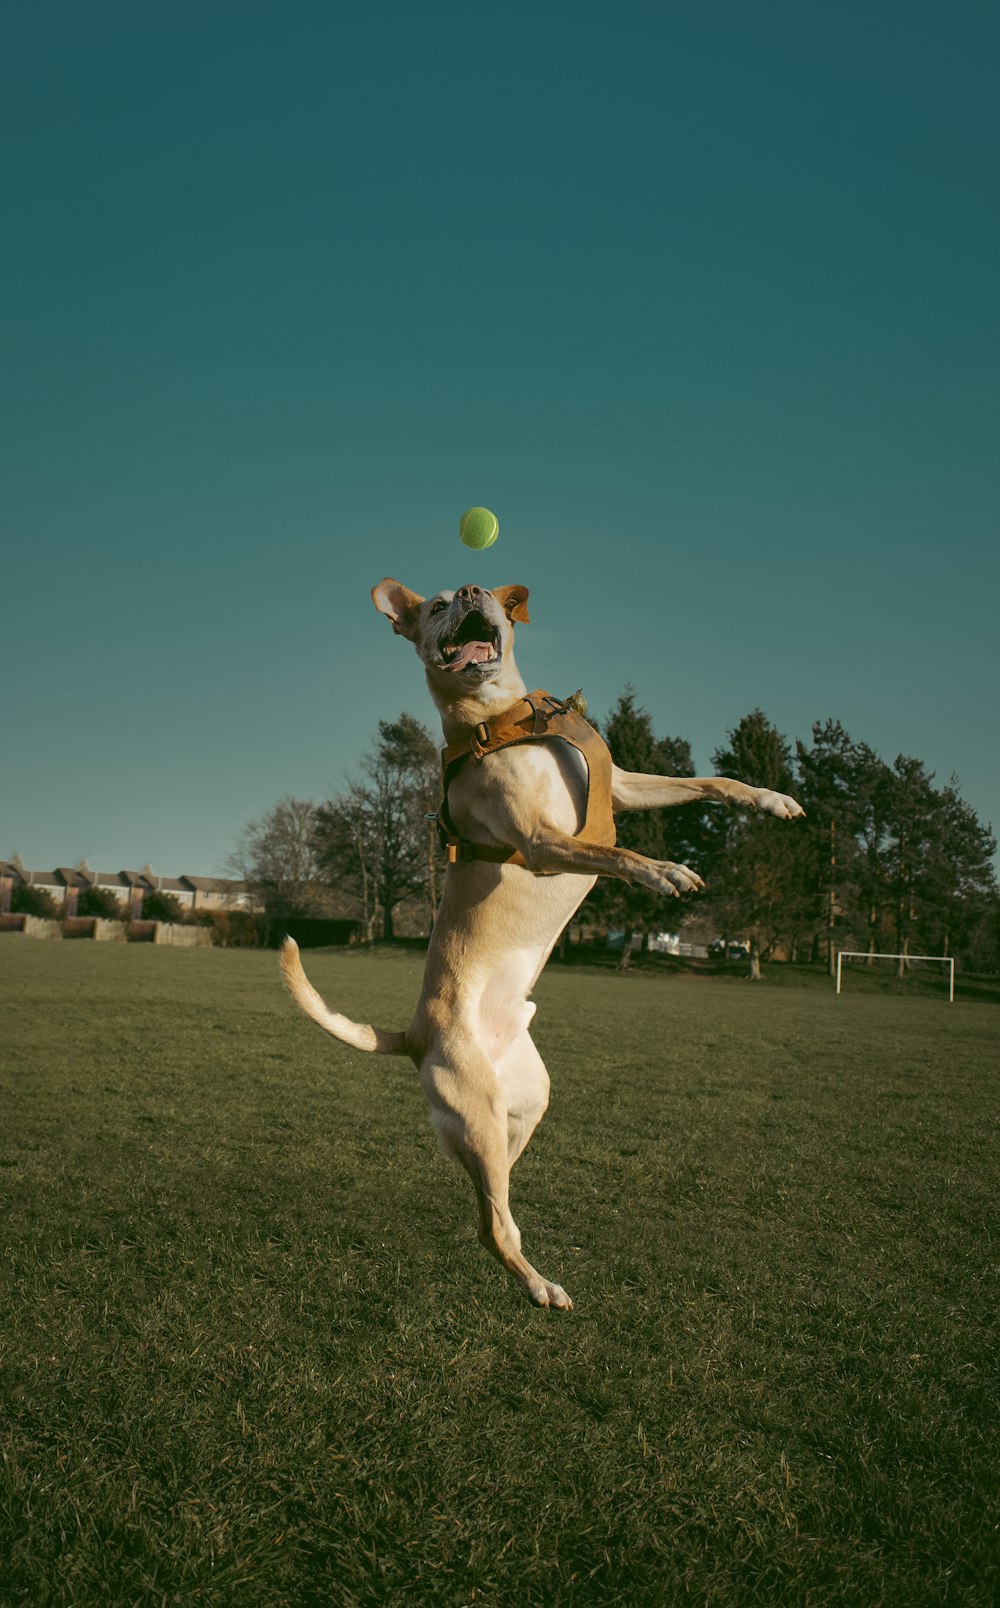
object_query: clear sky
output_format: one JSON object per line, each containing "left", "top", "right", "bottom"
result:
{"left": 3, "top": 1, "right": 998, "bottom": 877}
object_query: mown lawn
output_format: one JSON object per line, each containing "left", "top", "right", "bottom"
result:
{"left": 1, "top": 941, "right": 997, "bottom": 1606}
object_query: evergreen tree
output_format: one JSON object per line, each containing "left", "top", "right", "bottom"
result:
{"left": 846, "top": 743, "right": 895, "bottom": 962}
{"left": 878, "top": 759, "right": 997, "bottom": 971}
{"left": 704, "top": 710, "right": 804, "bottom": 979}
{"left": 798, "top": 742, "right": 998, "bottom": 975}
{"left": 582, "top": 687, "right": 698, "bottom": 965}
{"left": 928, "top": 781, "right": 997, "bottom": 960}
{"left": 882, "top": 755, "right": 939, "bottom": 972}
{"left": 795, "top": 720, "right": 868, "bottom": 970}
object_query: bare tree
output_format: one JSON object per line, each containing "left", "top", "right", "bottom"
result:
{"left": 226, "top": 796, "right": 325, "bottom": 918}
{"left": 314, "top": 713, "right": 440, "bottom": 942}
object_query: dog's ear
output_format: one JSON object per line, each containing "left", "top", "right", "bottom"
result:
{"left": 491, "top": 585, "right": 530, "bottom": 625}
{"left": 372, "top": 578, "right": 425, "bottom": 640}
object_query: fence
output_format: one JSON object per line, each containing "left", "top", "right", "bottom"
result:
{"left": 151, "top": 922, "right": 212, "bottom": 947}
{"left": 610, "top": 931, "right": 711, "bottom": 958}
{"left": 4, "top": 912, "right": 366, "bottom": 951}
{"left": 0, "top": 914, "right": 63, "bottom": 940}
{"left": 2, "top": 917, "right": 210, "bottom": 947}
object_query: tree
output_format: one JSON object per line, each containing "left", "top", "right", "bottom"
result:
{"left": 881, "top": 755, "right": 939, "bottom": 972}
{"left": 581, "top": 687, "right": 697, "bottom": 966}
{"left": 960, "top": 886, "right": 1000, "bottom": 975}
{"left": 795, "top": 720, "right": 869, "bottom": 972}
{"left": 227, "top": 796, "right": 324, "bottom": 919}
{"left": 847, "top": 742, "right": 894, "bottom": 964}
{"left": 704, "top": 710, "right": 804, "bottom": 979}
{"left": 314, "top": 713, "right": 440, "bottom": 942}
{"left": 878, "top": 760, "right": 996, "bottom": 972}
{"left": 927, "top": 781, "right": 997, "bottom": 961}
{"left": 378, "top": 713, "right": 443, "bottom": 932}
{"left": 795, "top": 739, "right": 997, "bottom": 976}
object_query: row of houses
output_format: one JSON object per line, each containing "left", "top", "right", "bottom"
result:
{"left": 0, "top": 857, "right": 253, "bottom": 919}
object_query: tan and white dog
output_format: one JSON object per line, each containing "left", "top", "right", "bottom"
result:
{"left": 281, "top": 579, "right": 804, "bottom": 1309}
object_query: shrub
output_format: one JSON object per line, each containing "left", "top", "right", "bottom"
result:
{"left": 196, "top": 908, "right": 262, "bottom": 947}
{"left": 76, "top": 886, "right": 125, "bottom": 919}
{"left": 10, "top": 884, "right": 59, "bottom": 918}
{"left": 141, "top": 889, "right": 185, "bottom": 923}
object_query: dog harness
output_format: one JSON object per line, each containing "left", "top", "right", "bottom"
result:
{"left": 437, "top": 690, "right": 617, "bottom": 870}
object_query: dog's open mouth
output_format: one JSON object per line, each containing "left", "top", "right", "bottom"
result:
{"left": 440, "top": 610, "right": 501, "bottom": 674}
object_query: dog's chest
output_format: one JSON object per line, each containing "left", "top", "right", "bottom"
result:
{"left": 449, "top": 738, "right": 589, "bottom": 840}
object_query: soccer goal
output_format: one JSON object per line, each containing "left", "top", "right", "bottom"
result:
{"left": 835, "top": 950, "right": 955, "bottom": 1003}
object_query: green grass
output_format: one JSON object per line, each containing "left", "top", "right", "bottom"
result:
{"left": 2, "top": 941, "right": 998, "bottom": 1606}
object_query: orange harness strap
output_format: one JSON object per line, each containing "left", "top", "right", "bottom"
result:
{"left": 438, "top": 690, "right": 616, "bottom": 869}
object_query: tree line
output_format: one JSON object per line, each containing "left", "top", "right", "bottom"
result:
{"left": 229, "top": 694, "right": 999, "bottom": 975}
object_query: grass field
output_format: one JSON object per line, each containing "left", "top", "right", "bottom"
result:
{"left": 2, "top": 941, "right": 997, "bottom": 1606}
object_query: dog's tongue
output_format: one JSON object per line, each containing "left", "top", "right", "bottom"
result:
{"left": 446, "top": 640, "right": 494, "bottom": 672}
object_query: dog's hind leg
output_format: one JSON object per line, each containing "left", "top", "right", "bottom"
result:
{"left": 422, "top": 1042, "right": 572, "bottom": 1310}
{"left": 462, "top": 1137, "right": 572, "bottom": 1310}
{"left": 497, "top": 1032, "right": 551, "bottom": 1169}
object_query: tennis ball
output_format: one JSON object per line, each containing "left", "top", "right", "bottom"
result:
{"left": 459, "top": 506, "right": 499, "bottom": 550}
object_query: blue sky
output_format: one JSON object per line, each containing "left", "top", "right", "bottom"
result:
{"left": 3, "top": 1, "right": 998, "bottom": 876}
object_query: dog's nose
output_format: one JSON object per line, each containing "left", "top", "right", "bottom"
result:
{"left": 457, "top": 584, "right": 483, "bottom": 604}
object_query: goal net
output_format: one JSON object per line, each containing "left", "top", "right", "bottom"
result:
{"left": 835, "top": 950, "right": 955, "bottom": 1003}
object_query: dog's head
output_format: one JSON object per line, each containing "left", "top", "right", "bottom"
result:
{"left": 372, "top": 578, "right": 530, "bottom": 706}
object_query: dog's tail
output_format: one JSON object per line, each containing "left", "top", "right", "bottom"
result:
{"left": 279, "top": 937, "right": 409, "bottom": 1056}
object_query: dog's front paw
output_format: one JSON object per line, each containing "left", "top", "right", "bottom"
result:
{"left": 756, "top": 790, "right": 805, "bottom": 820}
{"left": 637, "top": 860, "right": 705, "bottom": 898}
{"left": 655, "top": 861, "right": 705, "bottom": 898}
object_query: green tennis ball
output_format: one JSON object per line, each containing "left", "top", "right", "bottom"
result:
{"left": 459, "top": 506, "right": 499, "bottom": 550}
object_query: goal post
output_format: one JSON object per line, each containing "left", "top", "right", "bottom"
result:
{"left": 835, "top": 950, "right": 955, "bottom": 1003}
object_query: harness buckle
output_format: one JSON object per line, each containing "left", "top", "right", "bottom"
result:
{"left": 526, "top": 695, "right": 548, "bottom": 736}
{"left": 446, "top": 841, "right": 476, "bottom": 863}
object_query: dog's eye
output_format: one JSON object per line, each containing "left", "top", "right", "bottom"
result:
{"left": 430, "top": 600, "right": 447, "bottom": 615}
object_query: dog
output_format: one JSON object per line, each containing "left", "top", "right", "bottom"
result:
{"left": 281, "top": 578, "right": 804, "bottom": 1308}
